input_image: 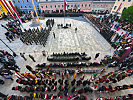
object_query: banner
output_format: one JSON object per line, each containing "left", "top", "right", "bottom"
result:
{"left": 64, "top": 0, "right": 68, "bottom": 10}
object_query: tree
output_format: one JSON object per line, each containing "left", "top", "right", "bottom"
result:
{"left": 14, "top": 6, "right": 22, "bottom": 16}
{"left": 121, "top": 6, "right": 133, "bottom": 23}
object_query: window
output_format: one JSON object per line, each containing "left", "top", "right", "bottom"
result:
{"left": 114, "top": 6, "right": 117, "bottom": 10}
{"left": 35, "top": 0, "right": 37, "bottom": 2}
{"left": 13, "top": 0, "right": 15, "bottom": 3}
{"left": 78, "top": 4, "right": 80, "bottom": 7}
{"left": 89, "top": 4, "right": 91, "bottom": 7}
{"left": 93, "top": 5, "right": 95, "bottom": 7}
{"left": 29, "top": 6, "right": 31, "bottom": 8}
{"left": 41, "top": 6, "right": 43, "bottom": 8}
{"left": 55, "top": 5, "right": 56, "bottom": 8}
{"left": 118, "top": 0, "right": 120, "bottom": 1}
{"left": 62, "top": 5, "right": 64, "bottom": 8}
{"left": 27, "top": 0, "right": 28, "bottom": 2}
{"left": 68, "top": 5, "right": 69, "bottom": 7}
{"left": 123, "top": 0, "right": 125, "bottom": 1}
{"left": 25, "top": 6, "right": 27, "bottom": 8}
{"left": 22, "top": 0, "right": 24, "bottom": 3}
{"left": 50, "top": 5, "right": 52, "bottom": 8}
{"left": 20, "top": 6, "right": 22, "bottom": 8}
{"left": 45, "top": 5, "right": 47, "bottom": 8}
{"left": 58, "top": 5, "right": 60, "bottom": 8}
{"left": 128, "top": 0, "right": 131, "bottom": 2}
{"left": 71, "top": 5, "right": 73, "bottom": 7}
{"left": 18, "top": 0, "right": 20, "bottom": 3}
{"left": 97, "top": 5, "right": 99, "bottom": 7}
{"left": 82, "top": 4, "right": 83, "bottom": 7}
{"left": 101, "top": 5, "right": 102, "bottom": 7}
{"left": 85, "top": 4, "right": 87, "bottom": 7}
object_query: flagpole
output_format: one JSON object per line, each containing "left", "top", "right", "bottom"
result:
{"left": 8, "top": 0, "right": 24, "bottom": 31}
{"left": 64, "top": 0, "right": 65, "bottom": 25}
{"left": 64, "top": 9, "right": 65, "bottom": 25}
{"left": 31, "top": 0, "right": 42, "bottom": 29}
{"left": 64, "top": 0, "right": 68, "bottom": 26}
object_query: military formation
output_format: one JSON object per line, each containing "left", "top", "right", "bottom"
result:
{"left": 20, "top": 19, "right": 54, "bottom": 47}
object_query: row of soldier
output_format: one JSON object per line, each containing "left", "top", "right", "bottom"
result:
{"left": 20, "top": 19, "right": 54, "bottom": 46}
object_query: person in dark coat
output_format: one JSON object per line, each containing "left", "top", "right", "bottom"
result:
{"left": 26, "top": 65, "right": 33, "bottom": 72}
{"left": 75, "top": 27, "right": 77, "bottom": 33}
{"left": 20, "top": 53, "right": 27, "bottom": 61}
{"left": 29, "top": 54, "right": 36, "bottom": 62}
{"left": 71, "top": 87, "right": 76, "bottom": 93}
{"left": 71, "top": 79, "right": 76, "bottom": 86}
{"left": 51, "top": 85, "right": 57, "bottom": 92}
{"left": 53, "top": 32, "right": 55, "bottom": 38}
{"left": 94, "top": 53, "right": 100, "bottom": 60}
{"left": 77, "top": 80, "right": 82, "bottom": 86}
{"left": 78, "top": 88, "right": 84, "bottom": 94}
{"left": 0, "top": 79, "right": 4, "bottom": 84}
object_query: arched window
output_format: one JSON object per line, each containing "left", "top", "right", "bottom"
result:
{"left": 25, "top": 6, "right": 27, "bottom": 8}
{"left": 85, "top": 4, "right": 87, "bottom": 7}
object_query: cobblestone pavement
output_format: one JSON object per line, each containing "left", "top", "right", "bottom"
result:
{"left": 0, "top": 17, "right": 132, "bottom": 100}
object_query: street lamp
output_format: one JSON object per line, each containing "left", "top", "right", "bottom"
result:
{"left": 0, "top": 38, "right": 17, "bottom": 57}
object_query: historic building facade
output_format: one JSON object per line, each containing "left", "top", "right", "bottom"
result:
{"left": 39, "top": 0, "right": 115, "bottom": 13}
{"left": 12, "top": 0, "right": 40, "bottom": 13}
{"left": 111, "top": 0, "right": 133, "bottom": 16}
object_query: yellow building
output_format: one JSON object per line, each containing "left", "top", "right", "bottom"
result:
{"left": 111, "top": 0, "right": 133, "bottom": 16}
{"left": 0, "top": 0, "right": 8, "bottom": 19}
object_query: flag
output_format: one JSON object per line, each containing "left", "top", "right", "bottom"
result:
{"left": 15, "top": 72, "right": 23, "bottom": 79}
{"left": 8, "top": 0, "right": 23, "bottom": 25}
{"left": 116, "top": 3, "right": 122, "bottom": 12}
{"left": 0, "top": 1, "right": 8, "bottom": 13}
{"left": 0, "top": 0, "right": 17, "bottom": 19}
{"left": 64, "top": 0, "right": 68, "bottom": 10}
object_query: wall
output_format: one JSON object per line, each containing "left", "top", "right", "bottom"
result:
{"left": 12, "top": 0, "right": 40, "bottom": 13}
{"left": 39, "top": 0, "right": 115, "bottom": 12}
{"left": 111, "top": 0, "right": 133, "bottom": 16}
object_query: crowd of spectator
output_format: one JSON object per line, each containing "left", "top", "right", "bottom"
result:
{"left": 0, "top": 50, "right": 19, "bottom": 82}
{"left": 1, "top": 20, "right": 22, "bottom": 42}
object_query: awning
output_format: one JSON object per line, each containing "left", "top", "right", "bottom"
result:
{"left": 81, "top": 9, "right": 91, "bottom": 12}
